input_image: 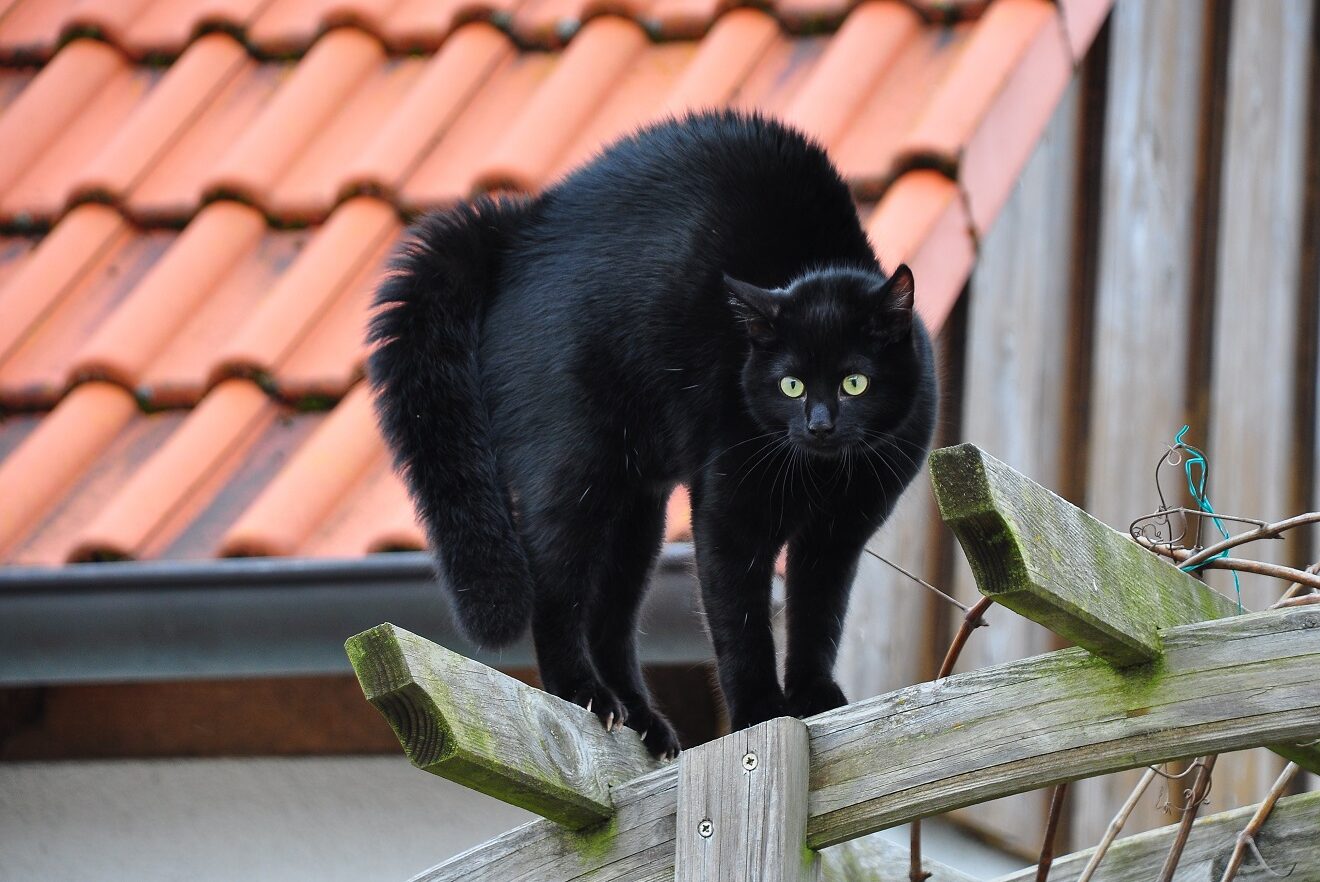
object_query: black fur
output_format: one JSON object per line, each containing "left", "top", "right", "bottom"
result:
{"left": 368, "top": 111, "right": 937, "bottom": 758}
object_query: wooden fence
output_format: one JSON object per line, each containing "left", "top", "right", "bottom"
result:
{"left": 347, "top": 446, "right": 1320, "bottom": 880}
{"left": 843, "top": 0, "right": 1320, "bottom": 850}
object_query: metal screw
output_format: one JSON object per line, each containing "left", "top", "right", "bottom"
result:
{"left": 742, "top": 751, "right": 758, "bottom": 771}
{"left": 697, "top": 819, "right": 713, "bottom": 838}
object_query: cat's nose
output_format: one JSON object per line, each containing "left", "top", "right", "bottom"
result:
{"left": 807, "top": 412, "right": 835, "bottom": 438}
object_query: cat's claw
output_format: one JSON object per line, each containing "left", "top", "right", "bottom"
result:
{"left": 627, "top": 708, "right": 681, "bottom": 759}
{"left": 570, "top": 686, "right": 627, "bottom": 733}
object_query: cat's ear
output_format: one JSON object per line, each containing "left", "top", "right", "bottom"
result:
{"left": 725, "top": 274, "right": 783, "bottom": 344}
{"left": 870, "top": 264, "right": 915, "bottom": 337}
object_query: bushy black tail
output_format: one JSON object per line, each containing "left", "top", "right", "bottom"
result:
{"left": 367, "top": 197, "right": 535, "bottom": 647}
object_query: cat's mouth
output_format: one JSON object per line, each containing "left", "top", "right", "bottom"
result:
{"left": 794, "top": 433, "right": 848, "bottom": 458}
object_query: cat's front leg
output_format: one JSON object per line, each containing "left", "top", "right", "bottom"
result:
{"left": 783, "top": 515, "right": 872, "bottom": 719}
{"left": 691, "top": 502, "right": 787, "bottom": 730}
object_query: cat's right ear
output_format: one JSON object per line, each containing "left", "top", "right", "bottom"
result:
{"left": 725, "top": 274, "right": 781, "bottom": 345}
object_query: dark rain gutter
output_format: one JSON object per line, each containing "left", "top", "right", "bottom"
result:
{"left": 0, "top": 545, "right": 708, "bottom": 687}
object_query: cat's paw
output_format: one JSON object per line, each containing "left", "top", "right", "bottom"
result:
{"left": 626, "top": 706, "right": 681, "bottom": 761}
{"left": 730, "top": 690, "right": 790, "bottom": 731}
{"left": 569, "top": 685, "right": 628, "bottom": 732}
{"left": 786, "top": 678, "right": 848, "bottom": 719}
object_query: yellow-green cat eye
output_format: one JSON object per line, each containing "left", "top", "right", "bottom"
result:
{"left": 842, "top": 374, "right": 869, "bottom": 396}
{"left": 779, "top": 377, "right": 804, "bottom": 398}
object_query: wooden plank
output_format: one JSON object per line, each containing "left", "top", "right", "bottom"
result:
{"left": 408, "top": 607, "right": 1320, "bottom": 881}
{"left": 1199, "top": 0, "right": 1316, "bottom": 819}
{"left": 345, "top": 623, "right": 661, "bottom": 829}
{"left": 949, "top": 75, "right": 1082, "bottom": 853}
{"left": 929, "top": 443, "right": 1239, "bottom": 666}
{"left": 821, "top": 834, "right": 980, "bottom": 882}
{"left": 994, "top": 790, "right": 1320, "bottom": 882}
{"left": 675, "top": 717, "right": 818, "bottom": 882}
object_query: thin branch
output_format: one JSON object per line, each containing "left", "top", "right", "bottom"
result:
{"left": 1136, "top": 539, "right": 1320, "bottom": 591}
{"left": 1178, "top": 512, "right": 1320, "bottom": 570}
{"left": 863, "top": 548, "right": 982, "bottom": 619}
{"left": 1076, "top": 767, "right": 1160, "bottom": 882}
{"left": 1272, "top": 593, "right": 1320, "bottom": 609}
{"left": 1035, "top": 782, "right": 1069, "bottom": 882}
{"left": 910, "top": 596, "right": 995, "bottom": 882}
{"left": 1155, "top": 754, "right": 1217, "bottom": 882}
{"left": 1218, "top": 762, "right": 1301, "bottom": 882}
{"left": 1279, "top": 561, "right": 1320, "bottom": 602}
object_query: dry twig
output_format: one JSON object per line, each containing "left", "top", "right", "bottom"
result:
{"left": 1075, "top": 766, "right": 1160, "bottom": 882}
{"left": 1217, "top": 762, "right": 1302, "bottom": 882}
{"left": 1178, "top": 512, "right": 1320, "bottom": 570}
{"left": 1035, "top": 782, "right": 1069, "bottom": 882}
{"left": 1135, "top": 539, "right": 1320, "bottom": 592}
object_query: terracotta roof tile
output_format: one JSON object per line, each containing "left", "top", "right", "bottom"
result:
{"left": 121, "top": 0, "right": 274, "bottom": 59}
{"left": 0, "top": 0, "right": 1113, "bottom": 567}
{"left": 68, "top": 379, "right": 275, "bottom": 562}
{"left": 210, "top": 195, "right": 400, "bottom": 384}
{"left": 70, "top": 201, "right": 267, "bottom": 395}
{"left": 902, "top": 0, "right": 1072, "bottom": 233}
{"left": 205, "top": 27, "right": 386, "bottom": 214}
{"left": 0, "top": 205, "right": 128, "bottom": 383}
{"left": 0, "top": 215, "right": 174, "bottom": 408}
{"left": 220, "top": 382, "right": 382, "bottom": 556}
{"left": 0, "top": 382, "right": 139, "bottom": 559}
{"left": 336, "top": 22, "right": 514, "bottom": 201}
{"left": 865, "top": 169, "right": 975, "bottom": 331}
{"left": 69, "top": 33, "right": 251, "bottom": 208}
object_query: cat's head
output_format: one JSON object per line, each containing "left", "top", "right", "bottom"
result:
{"left": 726, "top": 264, "right": 921, "bottom": 458}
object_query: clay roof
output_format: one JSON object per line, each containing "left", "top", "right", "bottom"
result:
{"left": 0, "top": 0, "right": 1110, "bottom": 566}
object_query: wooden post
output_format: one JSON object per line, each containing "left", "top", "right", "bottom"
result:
{"left": 345, "top": 623, "right": 661, "bottom": 828}
{"left": 675, "top": 717, "right": 819, "bottom": 882}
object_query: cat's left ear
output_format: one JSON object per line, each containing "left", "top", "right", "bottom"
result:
{"left": 871, "top": 264, "right": 915, "bottom": 337}
{"left": 726, "top": 274, "right": 785, "bottom": 344}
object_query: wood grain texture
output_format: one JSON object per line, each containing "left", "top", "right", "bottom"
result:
{"left": 948, "top": 76, "right": 1082, "bottom": 853}
{"left": 1200, "top": 0, "right": 1316, "bottom": 820}
{"left": 1071, "top": 0, "right": 1212, "bottom": 846}
{"left": 994, "top": 790, "right": 1320, "bottom": 882}
{"left": 676, "top": 717, "right": 818, "bottom": 882}
{"left": 806, "top": 606, "right": 1320, "bottom": 847}
{"left": 930, "top": 443, "right": 1239, "bottom": 666}
{"left": 408, "top": 607, "right": 1320, "bottom": 880}
{"left": 345, "top": 623, "right": 661, "bottom": 829}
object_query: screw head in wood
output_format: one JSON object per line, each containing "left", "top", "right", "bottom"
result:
{"left": 697, "top": 819, "right": 713, "bottom": 838}
{"left": 742, "top": 751, "right": 758, "bottom": 771}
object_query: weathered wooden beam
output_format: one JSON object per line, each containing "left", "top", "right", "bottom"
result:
{"left": 407, "top": 607, "right": 1320, "bottom": 881}
{"left": 345, "top": 623, "right": 660, "bottom": 829}
{"left": 928, "top": 443, "right": 1239, "bottom": 668}
{"left": 928, "top": 443, "right": 1320, "bottom": 775}
{"left": 994, "top": 790, "right": 1320, "bottom": 882}
{"left": 676, "top": 717, "right": 818, "bottom": 882}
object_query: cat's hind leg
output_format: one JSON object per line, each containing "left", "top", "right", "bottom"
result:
{"left": 586, "top": 490, "right": 680, "bottom": 759}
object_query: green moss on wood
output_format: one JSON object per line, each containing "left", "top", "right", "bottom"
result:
{"left": 930, "top": 444, "right": 1239, "bottom": 668}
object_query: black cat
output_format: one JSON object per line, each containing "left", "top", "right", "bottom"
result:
{"left": 368, "top": 110, "right": 936, "bottom": 759}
